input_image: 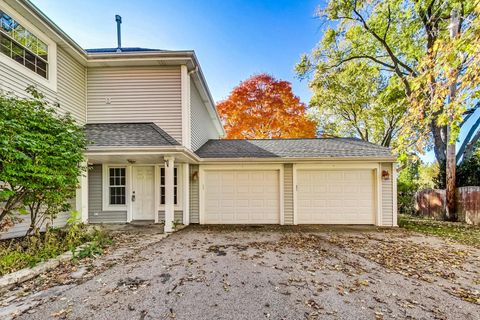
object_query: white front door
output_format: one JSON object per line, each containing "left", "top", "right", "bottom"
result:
{"left": 203, "top": 170, "right": 280, "bottom": 224}
{"left": 296, "top": 169, "right": 375, "bottom": 224}
{"left": 132, "top": 166, "right": 155, "bottom": 220}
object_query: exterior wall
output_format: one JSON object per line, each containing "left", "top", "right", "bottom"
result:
{"left": 189, "top": 164, "right": 200, "bottom": 223}
{"left": 190, "top": 83, "right": 219, "bottom": 150}
{"left": 283, "top": 164, "right": 294, "bottom": 225}
{"left": 158, "top": 210, "right": 183, "bottom": 223}
{"left": 88, "top": 165, "right": 127, "bottom": 223}
{"left": 381, "top": 163, "right": 395, "bottom": 226}
{"left": 57, "top": 47, "right": 87, "bottom": 123}
{"left": 86, "top": 66, "right": 183, "bottom": 143}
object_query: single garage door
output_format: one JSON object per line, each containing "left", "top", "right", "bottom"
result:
{"left": 297, "top": 169, "right": 375, "bottom": 224}
{"left": 204, "top": 170, "right": 280, "bottom": 224}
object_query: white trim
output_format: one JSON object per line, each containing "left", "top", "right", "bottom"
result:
{"left": 76, "top": 160, "right": 88, "bottom": 223}
{"left": 181, "top": 65, "right": 191, "bottom": 149}
{"left": 199, "top": 164, "right": 284, "bottom": 225}
{"left": 154, "top": 165, "right": 160, "bottom": 223}
{"left": 293, "top": 163, "right": 298, "bottom": 225}
{"left": 183, "top": 163, "right": 190, "bottom": 225}
{"left": 164, "top": 157, "right": 175, "bottom": 232}
{"left": 293, "top": 163, "right": 382, "bottom": 226}
{"left": 392, "top": 164, "right": 398, "bottom": 226}
{"left": 0, "top": 1, "right": 57, "bottom": 91}
{"left": 102, "top": 164, "right": 128, "bottom": 212}
{"left": 376, "top": 165, "right": 382, "bottom": 226}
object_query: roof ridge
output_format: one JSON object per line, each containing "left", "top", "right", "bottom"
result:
{"left": 147, "top": 123, "right": 180, "bottom": 145}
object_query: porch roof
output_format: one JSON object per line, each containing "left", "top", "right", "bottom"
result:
{"left": 85, "top": 123, "right": 180, "bottom": 148}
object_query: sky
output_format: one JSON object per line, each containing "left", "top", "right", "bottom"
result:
{"left": 31, "top": 0, "right": 321, "bottom": 104}
{"left": 31, "top": 0, "right": 478, "bottom": 164}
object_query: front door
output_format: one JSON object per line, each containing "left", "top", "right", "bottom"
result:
{"left": 132, "top": 166, "right": 155, "bottom": 220}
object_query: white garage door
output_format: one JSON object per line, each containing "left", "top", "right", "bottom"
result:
{"left": 297, "top": 170, "right": 375, "bottom": 224}
{"left": 204, "top": 170, "right": 280, "bottom": 224}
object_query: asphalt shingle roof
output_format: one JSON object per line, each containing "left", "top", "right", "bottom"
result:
{"left": 85, "top": 123, "right": 179, "bottom": 147}
{"left": 195, "top": 138, "right": 393, "bottom": 159}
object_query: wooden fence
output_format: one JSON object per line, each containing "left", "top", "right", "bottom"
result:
{"left": 415, "top": 187, "right": 480, "bottom": 225}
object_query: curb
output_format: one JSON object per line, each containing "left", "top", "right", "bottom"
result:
{"left": 0, "top": 243, "right": 91, "bottom": 292}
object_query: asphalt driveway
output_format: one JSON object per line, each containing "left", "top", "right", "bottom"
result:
{"left": 6, "top": 225, "right": 480, "bottom": 319}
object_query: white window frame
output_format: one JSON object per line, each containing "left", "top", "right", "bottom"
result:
{"left": 158, "top": 164, "right": 183, "bottom": 211}
{"left": 102, "top": 165, "right": 129, "bottom": 211}
{"left": 0, "top": 2, "right": 57, "bottom": 91}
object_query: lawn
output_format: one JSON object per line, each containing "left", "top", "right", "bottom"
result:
{"left": 398, "top": 214, "right": 480, "bottom": 248}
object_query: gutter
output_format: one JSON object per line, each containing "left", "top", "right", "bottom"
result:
{"left": 85, "top": 146, "right": 396, "bottom": 163}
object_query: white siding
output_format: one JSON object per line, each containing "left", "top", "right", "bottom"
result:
{"left": 87, "top": 66, "right": 183, "bottom": 143}
{"left": 190, "top": 83, "right": 219, "bottom": 150}
{"left": 284, "top": 164, "right": 294, "bottom": 225}
{"left": 381, "top": 163, "right": 395, "bottom": 226}
{"left": 57, "top": 47, "right": 86, "bottom": 123}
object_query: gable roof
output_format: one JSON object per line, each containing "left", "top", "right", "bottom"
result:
{"left": 85, "top": 123, "right": 180, "bottom": 148}
{"left": 195, "top": 138, "right": 393, "bottom": 159}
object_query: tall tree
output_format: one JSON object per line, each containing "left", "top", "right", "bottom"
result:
{"left": 217, "top": 74, "right": 317, "bottom": 139}
{"left": 296, "top": 0, "right": 479, "bottom": 166}
{"left": 307, "top": 61, "right": 406, "bottom": 147}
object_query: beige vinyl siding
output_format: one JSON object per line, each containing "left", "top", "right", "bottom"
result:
{"left": 189, "top": 164, "right": 200, "bottom": 223}
{"left": 87, "top": 66, "right": 183, "bottom": 142}
{"left": 88, "top": 165, "right": 127, "bottom": 223}
{"left": 190, "top": 83, "right": 219, "bottom": 150}
{"left": 381, "top": 163, "right": 394, "bottom": 226}
{"left": 284, "top": 164, "right": 294, "bottom": 225}
{"left": 158, "top": 211, "right": 183, "bottom": 223}
{"left": 57, "top": 47, "right": 86, "bottom": 123}
{"left": 0, "top": 55, "right": 56, "bottom": 102}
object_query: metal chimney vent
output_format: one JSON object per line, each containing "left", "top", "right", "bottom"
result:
{"left": 115, "top": 15, "right": 122, "bottom": 52}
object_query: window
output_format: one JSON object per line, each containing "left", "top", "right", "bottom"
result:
{"left": 109, "top": 168, "right": 126, "bottom": 205}
{"left": 0, "top": 10, "right": 48, "bottom": 78}
{"left": 160, "top": 167, "right": 178, "bottom": 205}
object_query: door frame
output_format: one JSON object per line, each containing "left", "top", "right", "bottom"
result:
{"left": 199, "top": 164, "right": 284, "bottom": 225}
{"left": 293, "top": 162, "right": 382, "bottom": 226}
{"left": 131, "top": 166, "right": 156, "bottom": 221}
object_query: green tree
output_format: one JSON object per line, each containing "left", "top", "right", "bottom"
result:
{"left": 297, "top": 0, "right": 479, "bottom": 164}
{"left": 0, "top": 87, "right": 87, "bottom": 231}
{"left": 307, "top": 61, "right": 406, "bottom": 147}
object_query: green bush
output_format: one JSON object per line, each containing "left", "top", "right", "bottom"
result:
{"left": 0, "top": 212, "right": 111, "bottom": 276}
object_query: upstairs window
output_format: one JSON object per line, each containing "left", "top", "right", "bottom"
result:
{"left": 0, "top": 10, "right": 48, "bottom": 78}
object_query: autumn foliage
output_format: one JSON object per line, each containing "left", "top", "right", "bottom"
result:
{"left": 216, "top": 74, "right": 317, "bottom": 139}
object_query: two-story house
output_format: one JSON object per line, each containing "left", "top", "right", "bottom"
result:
{"left": 0, "top": 0, "right": 397, "bottom": 238}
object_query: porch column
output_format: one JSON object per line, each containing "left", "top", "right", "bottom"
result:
{"left": 164, "top": 156, "right": 175, "bottom": 232}
{"left": 183, "top": 163, "right": 190, "bottom": 225}
{"left": 76, "top": 160, "right": 89, "bottom": 223}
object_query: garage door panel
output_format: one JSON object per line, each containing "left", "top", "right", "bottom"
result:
{"left": 204, "top": 170, "right": 280, "bottom": 224}
{"left": 297, "top": 169, "right": 375, "bottom": 224}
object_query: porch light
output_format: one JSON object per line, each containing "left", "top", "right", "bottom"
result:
{"left": 381, "top": 170, "right": 390, "bottom": 181}
{"left": 192, "top": 171, "right": 198, "bottom": 182}
{"left": 127, "top": 159, "right": 136, "bottom": 164}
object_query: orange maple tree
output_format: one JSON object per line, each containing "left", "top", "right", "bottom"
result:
{"left": 216, "top": 74, "right": 317, "bottom": 139}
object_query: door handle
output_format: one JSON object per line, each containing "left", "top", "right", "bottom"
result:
{"left": 132, "top": 191, "right": 136, "bottom": 202}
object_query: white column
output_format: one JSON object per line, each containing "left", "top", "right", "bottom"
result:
{"left": 164, "top": 156, "right": 175, "bottom": 232}
{"left": 76, "top": 161, "right": 89, "bottom": 223}
{"left": 183, "top": 163, "right": 190, "bottom": 225}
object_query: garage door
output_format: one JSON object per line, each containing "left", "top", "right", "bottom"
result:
{"left": 204, "top": 170, "right": 280, "bottom": 224}
{"left": 297, "top": 170, "right": 375, "bottom": 224}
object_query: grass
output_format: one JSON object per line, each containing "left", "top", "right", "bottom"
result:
{"left": 0, "top": 224, "right": 111, "bottom": 276}
{"left": 399, "top": 214, "right": 480, "bottom": 248}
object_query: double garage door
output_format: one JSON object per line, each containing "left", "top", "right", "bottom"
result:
{"left": 202, "top": 167, "right": 376, "bottom": 225}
